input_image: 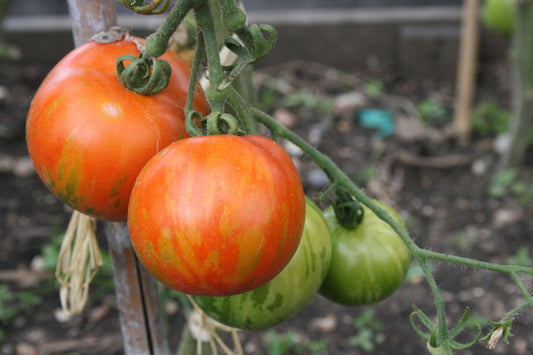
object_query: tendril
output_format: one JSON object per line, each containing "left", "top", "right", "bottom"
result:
{"left": 117, "top": 0, "right": 170, "bottom": 15}
{"left": 116, "top": 54, "right": 171, "bottom": 95}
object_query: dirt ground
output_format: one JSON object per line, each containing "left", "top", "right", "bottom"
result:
{"left": 1, "top": 53, "right": 533, "bottom": 355}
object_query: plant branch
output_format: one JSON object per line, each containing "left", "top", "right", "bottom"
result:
{"left": 194, "top": 0, "right": 226, "bottom": 112}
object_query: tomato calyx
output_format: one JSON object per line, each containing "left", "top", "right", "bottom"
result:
{"left": 329, "top": 187, "right": 364, "bottom": 229}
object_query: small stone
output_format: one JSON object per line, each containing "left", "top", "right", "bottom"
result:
{"left": 273, "top": 107, "right": 297, "bottom": 128}
{"left": 493, "top": 208, "right": 522, "bottom": 228}
{"left": 16, "top": 343, "right": 37, "bottom": 355}
{"left": 308, "top": 123, "right": 327, "bottom": 146}
{"left": 471, "top": 159, "right": 488, "bottom": 176}
{"left": 307, "top": 169, "right": 330, "bottom": 189}
{"left": 311, "top": 314, "right": 337, "bottom": 333}
{"left": 54, "top": 308, "right": 73, "bottom": 323}
{"left": 334, "top": 91, "right": 367, "bottom": 114}
{"left": 283, "top": 140, "right": 303, "bottom": 157}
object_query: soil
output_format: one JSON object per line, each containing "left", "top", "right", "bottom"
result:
{"left": 1, "top": 54, "right": 532, "bottom": 355}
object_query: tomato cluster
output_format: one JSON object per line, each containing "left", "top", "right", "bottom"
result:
{"left": 27, "top": 34, "right": 412, "bottom": 329}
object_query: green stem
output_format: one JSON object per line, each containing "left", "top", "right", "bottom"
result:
{"left": 144, "top": 0, "right": 194, "bottom": 57}
{"left": 194, "top": 0, "right": 226, "bottom": 112}
{"left": 185, "top": 32, "right": 205, "bottom": 114}
{"left": 419, "top": 249, "right": 533, "bottom": 277}
{"left": 227, "top": 87, "right": 259, "bottom": 134}
{"left": 251, "top": 105, "right": 533, "bottom": 346}
{"left": 509, "top": 272, "right": 533, "bottom": 302}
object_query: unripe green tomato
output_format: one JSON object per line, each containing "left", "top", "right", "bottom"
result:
{"left": 193, "top": 197, "right": 332, "bottom": 330}
{"left": 482, "top": 0, "right": 515, "bottom": 36}
{"left": 319, "top": 200, "right": 411, "bottom": 306}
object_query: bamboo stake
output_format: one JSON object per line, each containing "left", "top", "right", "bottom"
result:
{"left": 453, "top": 0, "right": 481, "bottom": 144}
{"left": 66, "top": 1, "right": 170, "bottom": 354}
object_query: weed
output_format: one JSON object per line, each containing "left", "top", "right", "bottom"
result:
{"left": 0, "top": 284, "right": 42, "bottom": 342}
{"left": 489, "top": 169, "right": 533, "bottom": 203}
{"left": 264, "top": 330, "right": 326, "bottom": 355}
{"left": 417, "top": 99, "right": 448, "bottom": 126}
{"left": 471, "top": 101, "right": 510, "bottom": 136}
{"left": 283, "top": 88, "right": 335, "bottom": 115}
{"left": 506, "top": 247, "right": 533, "bottom": 267}
{"left": 364, "top": 78, "right": 385, "bottom": 99}
{"left": 348, "top": 309, "right": 385, "bottom": 352}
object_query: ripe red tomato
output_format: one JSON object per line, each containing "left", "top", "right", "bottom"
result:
{"left": 193, "top": 197, "right": 331, "bottom": 330}
{"left": 128, "top": 134, "right": 306, "bottom": 296}
{"left": 26, "top": 35, "right": 209, "bottom": 221}
{"left": 319, "top": 200, "right": 411, "bottom": 305}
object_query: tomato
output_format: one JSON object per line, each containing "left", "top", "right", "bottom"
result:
{"left": 127, "top": 134, "right": 306, "bottom": 297}
{"left": 483, "top": 0, "right": 515, "bottom": 35}
{"left": 192, "top": 197, "right": 331, "bottom": 329}
{"left": 26, "top": 35, "right": 209, "bottom": 221}
{"left": 319, "top": 200, "right": 411, "bottom": 306}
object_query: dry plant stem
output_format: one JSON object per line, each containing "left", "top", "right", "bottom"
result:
{"left": 55, "top": 211, "right": 102, "bottom": 315}
{"left": 180, "top": 296, "right": 243, "bottom": 355}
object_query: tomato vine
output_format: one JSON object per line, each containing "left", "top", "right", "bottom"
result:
{"left": 117, "top": 0, "right": 533, "bottom": 353}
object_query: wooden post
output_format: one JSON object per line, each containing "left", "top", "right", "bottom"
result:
{"left": 66, "top": 1, "right": 170, "bottom": 354}
{"left": 453, "top": 0, "right": 481, "bottom": 144}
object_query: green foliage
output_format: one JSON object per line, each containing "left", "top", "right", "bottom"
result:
{"left": 506, "top": 247, "right": 533, "bottom": 267}
{"left": 489, "top": 169, "right": 533, "bottom": 203}
{"left": 451, "top": 233, "right": 474, "bottom": 253}
{"left": 283, "top": 88, "right": 335, "bottom": 115}
{"left": 0, "top": 284, "right": 43, "bottom": 343}
{"left": 364, "top": 78, "right": 385, "bottom": 99}
{"left": 348, "top": 309, "right": 385, "bottom": 352}
{"left": 352, "top": 166, "right": 377, "bottom": 186}
{"left": 264, "top": 330, "right": 326, "bottom": 355}
{"left": 417, "top": 99, "right": 448, "bottom": 125}
{"left": 471, "top": 101, "right": 510, "bottom": 136}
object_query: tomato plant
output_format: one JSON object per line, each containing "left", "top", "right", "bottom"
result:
{"left": 127, "top": 134, "right": 306, "bottom": 297}
{"left": 483, "top": 0, "right": 515, "bottom": 35}
{"left": 192, "top": 197, "right": 331, "bottom": 329}
{"left": 26, "top": 35, "right": 209, "bottom": 221}
{"left": 319, "top": 200, "right": 411, "bottom": 306}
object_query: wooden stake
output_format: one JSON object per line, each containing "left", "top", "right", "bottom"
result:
{"left": 453, "top": 0, "right": 481, "bottom": 144}
{"left": 66, "top": 1, "right": 170, "bottom": 354}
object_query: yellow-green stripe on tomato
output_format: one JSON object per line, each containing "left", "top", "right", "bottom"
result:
{"left": 193, "top": 197, "right": 332, "bottom": 329}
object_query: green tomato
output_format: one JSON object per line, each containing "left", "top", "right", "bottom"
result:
{"left": 319, "top": 200, "right": 411, "bottom": 306}
{"left": 483, "top": 0, "right": 515, "bottom": 35}
{"left": 192, "top": 197, "right": 332, "bottom": 330}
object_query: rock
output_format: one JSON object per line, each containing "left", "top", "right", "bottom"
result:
{"left": 273, "top": 107, "right": 297, "bottom": 128}
{"left": 307, "top": 169, "right": 330, "bottom": 189}
{"left": 493, "top": 208, "right": 522, "bottom": 228}
{"left": 334, "top": 90, "right": 367, "bottom": 114}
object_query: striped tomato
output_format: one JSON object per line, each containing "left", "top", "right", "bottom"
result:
{"left": 127, "top": 134, "right": 306, "bottom": 296}
{"left": 26, "top": 34, "right": 208, "bottom": 221}
{"left": 319, "top": 200, "right": 411, "bottom": 305}
{"left": 193, "top": 197, "right": 331, "bottom": 329}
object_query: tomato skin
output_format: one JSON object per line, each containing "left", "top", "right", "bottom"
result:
{"left": 319, "top": 200, "right": 411, "bottom": 306}
{"left": 483, "top": 0, "right": 515, "bottom": 35}
{"left": 26, "top": 36, "right": 209, "bottom": 221}
{"left": 192, "top": 197, "right": 331, "bottom": 330}
{"left": 127, "top": 134, "right": 306, "bottom": 297}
